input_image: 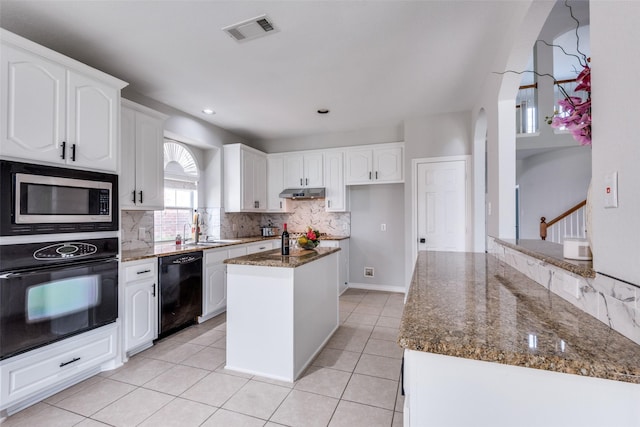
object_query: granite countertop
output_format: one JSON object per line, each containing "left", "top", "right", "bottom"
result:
{"left": 398, "top": 251, "right": 640, "bottom": 384}
{"left": 224, "top": 247, "right": 340, "bottom": 268}
{"left": 121, "top": 235, "right": 350, "bottom": 262}
{"left": 495, "top": 238, "right": 595, "bottom": 278}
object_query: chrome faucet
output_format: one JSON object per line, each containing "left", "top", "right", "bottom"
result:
{"left": 183, "top": 223, "right": 192, "bottom": 244}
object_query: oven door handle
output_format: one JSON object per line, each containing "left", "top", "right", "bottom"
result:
{"left": 0, "top": 258, "right": 118, "bottom": 279}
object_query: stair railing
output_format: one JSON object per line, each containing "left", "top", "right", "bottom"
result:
{"left": 540, "top": 200, "right": 587, "bottom": 244}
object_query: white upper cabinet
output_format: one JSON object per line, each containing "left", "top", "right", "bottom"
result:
{"left": 267, "top": 154, "right": 287, "bottom": 212}
{"left": 324, "top": 149, "right": 348, "bottom": 212}
{"left": 0, "top": 30, "right": 127, "bottom": 172}
{"left": 120, "top": 99, "right": 167, "bottom": 210}
{"left": 224, "top": 143, "right": 267, "bottom": 212}
{"left": 284, "top": 152, "right": 323, "bottom": 188}
{"left": 345, "top": 142, "right": 404, "bottom": 185}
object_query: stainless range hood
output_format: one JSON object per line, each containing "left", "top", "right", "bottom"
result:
{"left": 279, "top": 188, "right": 325, "bottom": 199}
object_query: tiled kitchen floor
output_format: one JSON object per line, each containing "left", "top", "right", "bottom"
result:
{"left": 3, "top": 289, "right": 405, "bottom": 427}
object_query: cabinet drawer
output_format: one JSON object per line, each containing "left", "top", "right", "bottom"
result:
{"left": 1, "top": 325, "right": 117, "bottom": 408}
{"left": 319, "top": 240, "right": 339, "bottom": 248}
{"left": 228, "top": 246, "right": 247, "bottom": 258}
{"left": 124, "top": 260, "right": 156, "bottom": 282}
{"left": 205, "top": 248, "right": 229, "bottom": 265}
{"left": 246, "top": 242, "right": 271, "bottom": 254}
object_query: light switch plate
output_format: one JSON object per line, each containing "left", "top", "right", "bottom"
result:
{"left": 603, "top": 171, "right": 618, "bottom": 208}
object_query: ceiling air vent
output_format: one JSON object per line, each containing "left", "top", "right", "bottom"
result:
{"left": 223, "top": 15, "right": 278, "bottom": 43}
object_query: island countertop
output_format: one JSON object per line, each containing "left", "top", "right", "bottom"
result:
{"left": 398, "top": 251, "right": 640, "bottom": 384}
{"left": 224, "top": 247, "right": 340, "bottom": 268}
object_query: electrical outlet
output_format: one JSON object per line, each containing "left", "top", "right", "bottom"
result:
{"left": 138, "top": 227, "right": 146, "bottom": 240}
{"left": 380, "top": 223, "right": 386, "bottom": 231}
{"left": 364, "top": 267, "right": 374, "bottom": 277}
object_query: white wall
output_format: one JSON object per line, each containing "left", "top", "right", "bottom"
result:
{"left": 517, "top": 147, "right": 591, "bottom": 239}
{"left": 349, "top": 184, "right": 405, "bottom": 291}
{"left": 590, "top": 2, "right": 640, "bottom": 286}
{"left": 402, "top": 111, "right": 472, "bottom": 286}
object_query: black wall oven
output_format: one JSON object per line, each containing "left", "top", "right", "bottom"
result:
{"left": 0, "top": 237, "right": 119, "bottom": 360}
{"left": 0, "top": 160, "right": 118, "bottom": 236}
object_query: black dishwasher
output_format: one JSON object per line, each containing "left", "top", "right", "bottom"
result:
{"left": 158, "top": 251, "right": 203, "bottom": 339}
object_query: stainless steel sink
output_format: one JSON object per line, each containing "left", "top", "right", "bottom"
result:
{"left": 184, "top": 239, "right": 241, "bottom": 247}
{"left": 209, "top": 239, "right": 242, "bottom": 244}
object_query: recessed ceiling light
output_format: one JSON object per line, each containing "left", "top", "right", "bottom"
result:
{"left": 317, "top": 109, "right": 330, "bottom": 114}
{"left": 202, "top": 108, "right": 215, "bottom": 115}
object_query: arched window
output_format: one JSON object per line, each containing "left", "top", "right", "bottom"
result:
{"left": 154, "top": 140, "right": 200, "bottom": 241}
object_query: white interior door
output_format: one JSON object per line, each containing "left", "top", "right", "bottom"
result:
{"left": 417, "top": 160, "right": 466, "bottom": 251}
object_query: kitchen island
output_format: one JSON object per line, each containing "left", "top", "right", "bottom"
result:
{"left": 224, "top": 247, "right": 340, "bottom": 382}
{"left": 399, "top": 251, "right": 640, "bottom": 427}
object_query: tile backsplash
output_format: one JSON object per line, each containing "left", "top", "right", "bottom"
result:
{"left": 121, "top": 200, "right": 350, "bottom": 251}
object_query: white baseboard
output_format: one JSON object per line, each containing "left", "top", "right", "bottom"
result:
{"left": 348, "top": 283, "right": 406, "bottom": 294}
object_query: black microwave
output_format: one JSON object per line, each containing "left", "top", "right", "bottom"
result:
{"left": 0, "top": 160, "right": 119, "bottom": 236}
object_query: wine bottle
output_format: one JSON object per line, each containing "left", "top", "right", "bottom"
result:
{"left": 281, "top": 223, "right": 290, "bottom": 255}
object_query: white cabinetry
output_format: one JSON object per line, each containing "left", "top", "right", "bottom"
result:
{"left": 201, "top": 249, "right": 228, "bottom": 322}
{"left": 224, "top": 144, "right": 267, "bottom": 212}
{"left": 246, "top": 241, "right": 274, "bottom": 254}
{"left": 122, "top": 259, "right": 157, "bottom": 356}
{"left": 120, "top": 100, "right": 167, "bottom": 210}
{"left": 0, "top": 30, "right": 127, "bottom": 172}
{"left": 284, "top": 152, "right": 323, "bottom": 188}
{"left": 267, "top": 154, "right": 287, "bottom": 212}
{"left": 0, "top": 324, "right": 118, "bottom": 415}
{"left": 324, "top": 150, "right": 348, "bottom": 212}
{"left": 319, "top": 239, "right": 350, "bottom": 294}
{"left": 345, "top": 143, "right": 404, "bottom": 185}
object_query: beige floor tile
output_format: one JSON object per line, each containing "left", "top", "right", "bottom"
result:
{"left": 294, "top": 366, "right": 352, "bottom": 399}
{"left": 180, "top": 346, "right": 226, "bottom": 371}
{"left": 360, "top": 294, "right": 390, "bottom": 307}
{"left": 201, "top": 408, "right": 265, "bottom": 427}
{"left": 91, "top": 388, "right": 173, "bottom": 426}
{"left": 328, "top": 400, "right": 393, "bottom": 427}
{"left": 181, "top": 371, "right": 249, "bottom": 407}
{"left": 143, "top": 364, "right": 209, "bottom": 396}
{"left": 370, "top": 325, "right": 400, "bottom": 342}
{"left": 339, "top": 310, "right": 351, "bottom": 323}
{"left": 392, "top": 411, "right": 404, "bottom": 427}
{"left": 395, "top": 380, "right": 405, "bottom": 412}
{"left": 75, "top": 419, "right": 112, "bottom": 426}
{"left": 344, "top": 313, "right": 379, "bottom": 326}
{"left": 169, "top": 325, "right": 213, "bottom": 342}
{"left": 222, "top": 380, "right": 291, "bottom": 420}
{"left": 270, "top": 390, "right": 339, "bottom": 427}
{"left": 1, "top": 402, "right": 85, "bottom": 427}
{"left": 342, "top": 373, "right": 398, "bottom": 410}
{"left": 157, "top": 342, "right": 208, "bottom": 363}
{"left": 137, "top": 397, "right": 216, "bottom": 427}
{"left": 352, "top": 303, "right": 384, "bottom": 316}
{"left": 380, "top": 305, "right": 404, "bottom": 318}
{"left": 215, "top": 365, "right": 253, "bottom": 378}
{"left": 44, "top": 375, "right": 103, "bottom": 404}
{"left": 251, "top": 374, "right": 296, "bottom": 388}
{"left": 189, "top": 329, "right": 226, "bottom": 346}
{"left": 339, "top": 295, "right": 365, "bottom": 304}
{"left": 339, "top": 301, "right": 358, "bottom": 312}
{"left": 312, "top": 347, "right": 361, "bottom": 372}
{"left": 108, "top": 356, "right": 175, "bottom": 386}
{"left": 354, "top": 353, "right": 401, "bottom": 380}
{"left": 54, "top": 378, "right": 136, "bottom": 417}
{"left": 376, "top": 316, "right": 401, "bottom": 329}
{"left": 363, "top": 338, "right": 403, "bottom": 359}
{"left": 210, "top": 337, "right": 227, "bottom": 349}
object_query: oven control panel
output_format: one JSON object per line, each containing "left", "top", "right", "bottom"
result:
{"left": 34, "top": 242, "right": 98, "bottom": 260}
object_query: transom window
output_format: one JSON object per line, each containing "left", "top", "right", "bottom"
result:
{"left": 154, "top": 140, "right": 199, "bottom": 242}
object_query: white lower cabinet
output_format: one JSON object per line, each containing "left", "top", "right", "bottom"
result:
{"left": 0, "top": 324, "right": 118, "bottom": 415}
{"left": 319, "top": 239, "right": 350, "bottom": 295}
{"left": 122, "top": 259, "right": 157, "bottom": 356}
{"left": 201, "top": 248, "right": 228, "bottom": 322}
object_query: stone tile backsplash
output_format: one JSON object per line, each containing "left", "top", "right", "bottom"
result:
{"left": 121, "top": 200, "right": 350, "bottom": 251}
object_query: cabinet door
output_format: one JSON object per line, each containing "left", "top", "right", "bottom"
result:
{"left": 67, "top": 71, "right": 119, "bottom": 172}
{"left": 124, "top": 280, "right": 157, "bottom": 352}
{"left": 284, "top": 154, "right": 304, "bottom": 188}
{"left": 345, "top": 149, "right": 373, "bottom": 184}
{"left": 1, "top": 44, "right": 66, "bottom": 164}
{"left": 241, "top": 149, "right": 255, "bottom": 210}
{"left": 120, "top": 106, "right": 137, "bottom": 209}
{"left": 267, "top": 156, "right": 286, "bottom": 212}
{"left": 203, "top": 263, "right": 226, "bottom": 317}
{"left": 374, "top": 146, "right": 403, "bottom": 183}
{"left": 304, "top": 153, "right": 324, "bottom": 187}
{"left": 134, "top": 112, "right": 164, "bottom": 209}
{"left": 253, "top": 153, "right": 267, "bottom": 210}
{"left": 324, "top": 151, "right": 346, "bottom": 212}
